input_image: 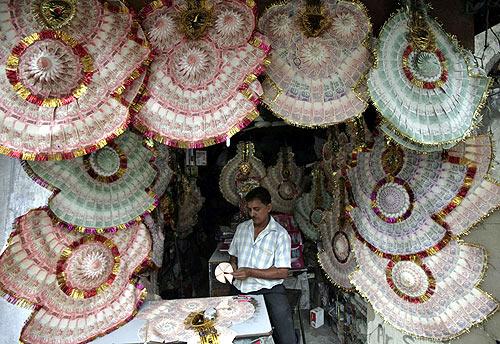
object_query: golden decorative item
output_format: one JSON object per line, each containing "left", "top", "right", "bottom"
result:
{"left": 176, "top": 0, "right": 214, "bottom": 40}
{"left": 297, "top": 0, "right": 332, "bottom": 38}
{"left": 184, "top": 311, "right": 220, "bottom": 344}
{"left": 381, "top": 143, "right": 405, "bottom": 176}
{"left": 34, "top": 0, "right": 77, "bottom": 29}
{"left": 407, "top": 1, "right": 436, "bottom": 52}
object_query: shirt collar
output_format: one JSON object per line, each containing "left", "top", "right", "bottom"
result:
{"left": 247, "top": 215, "right": 278, "bottom": 232}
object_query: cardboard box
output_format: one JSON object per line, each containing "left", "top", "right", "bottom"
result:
{"left": 310, "top": 307, "right": 325, "bottom": 328}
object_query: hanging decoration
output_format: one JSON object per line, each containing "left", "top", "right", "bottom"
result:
{"left": 219, "top": 141, "right": 266, "bottom": 206}
{"left": 176, "top": 175, "right": 204, "bottom": 239}
{"left": 294, "top": 165, "right": 333, "bottom": 241}
{"left": 133, "top": 0, "right": 271, "bottom": 148}
{"left": 368, "top": 1, "right": 490, "bottom": 151}
{"left": 149, "top": 142, "right": 174, "bottom": 198}
{"left": 318, "top": 174, "right": 356, "bottom": 290}
{"left": 262, "top": 146, "right": 304, "bottom": 214}
{"left": 350, "top": 239, "right": 498, "bottom": 341}
{"left": 0, "top": 0, "right": 150, "bottom": 160}
{"left": 23, "top": 131, "right": 159, "bottom": 233}
{"left": 259, "top": 0, "right": 372, "bottom": 127}
{"left": 0, "top": 208, "right": 151, "bottom": 344}
{"left": 346, "top": 134, "right": 500, "bottom": 259}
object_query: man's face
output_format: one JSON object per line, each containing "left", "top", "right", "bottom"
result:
{"left": 246, "top": 199, "right": 272, "bottom": 228}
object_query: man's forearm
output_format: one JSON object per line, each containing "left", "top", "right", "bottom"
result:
{"left": 246, "top": 267, "right": 289, "bottom": 280}
{"left": 229, "top": 255, "right": 238, "bottom": 272}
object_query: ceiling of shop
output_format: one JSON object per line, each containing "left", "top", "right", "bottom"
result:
{"left": 125, "top": 0, "right": 477, "bottom": 49}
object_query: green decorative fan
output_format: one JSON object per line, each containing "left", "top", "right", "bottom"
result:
{"left": 24, "top": 131, "right": 159, "bottom": 233}
{"left": 368, "top": 2, "right": 490, "bottom": 151}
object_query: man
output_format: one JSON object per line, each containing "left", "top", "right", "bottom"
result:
{"left": 228, "top": 186, "right": 297, "bottom": 344}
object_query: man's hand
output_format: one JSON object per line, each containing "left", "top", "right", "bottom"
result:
{"left": 232, "top": 268, "right": 253, "bottom": 280}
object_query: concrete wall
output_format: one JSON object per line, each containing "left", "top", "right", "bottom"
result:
{"left": 0, "top": 156, "right": 51, "bottom": 344}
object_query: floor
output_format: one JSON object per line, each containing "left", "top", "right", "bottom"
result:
{"left": 294, "top": 309, "right": 340, "bottom": 344}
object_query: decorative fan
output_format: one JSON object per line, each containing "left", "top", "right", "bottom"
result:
{"left": 350, "top": 239, "right": 498, "bottom": 341}
{"left": 149, "top": 142, "right": 174, "bottom": 198}
{"left": 23, "top": 131, "right": 159, "bottom": 233}
{"left": 0, "top": 208, "right": 151, "bottom": 344}
{"left": 132, "top": 0, "right": 271, "bottom": 148}
{"left": 318, "top": 174, "right": 356, "bottom": 290}
{"left": 262, "top": 146, "right": 304, "bottom": 214}
{"left": 259, "top": 0, "right": 372, "bottom": 127}
{"left": 176, "top": 175, "right": 204, "bottom": 239}
{"left": 368, "top": 2, "right": 490, "bottom": 151}
{"left": 346, "top": 134, "right": 500, "bottom": 259}
{"left": 0, "top": 0, "right": 150, "bottom": 159}
{"left": 219, "top": 141, "right": 266, "bottom": 206}
{"left": 294, "top": 165, "right": 333, "bottom": 241}
{"left": 214, "top": 262, "right": 234, "bottom": 284}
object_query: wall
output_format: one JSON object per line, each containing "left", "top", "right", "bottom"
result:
{"left": 0, "top": 156, "right": 51, "bottom": 344}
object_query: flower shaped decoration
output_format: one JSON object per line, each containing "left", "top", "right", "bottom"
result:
{"left": 346, "top": 135, "right": 500, "bottom": 259}
{"left": 0, "top": 0, "right": 150, "bottom": 159}
{"left": 259, "top": 0, "right": 372, "bottom": 127}
{"left": 368, "top": 4, "right": 490, "bottom": 151}
{"left": 133, "top": 0, "right": 271, "bottom": 148}
{"left": 294, "top": 166, "right": 333, "bottom": 241}
{"left": 350, "top": 239, "right": 498, "bottom": 341}
{"left": 219, "top": 141, "right": 266, "bottom": 206}
{"left": 23, "top": 131, "right": 159, "bottom": 233}
{"left": 262, "top": 147, "right": 304, "bottom": 214}
{"left": 0, "top": 208, "right": 152, "bottom": 344}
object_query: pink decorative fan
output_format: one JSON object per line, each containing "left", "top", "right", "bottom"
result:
{"left": 259, "top": 0, "right": 372, "bottom": 127}
{"left": 133, "top": 0, "right": 271, "bottom": 148}
{"left": 351, "top": 239, "right": 498, "bottom": 341}
{"left": 0, "top": 0, "right": 150, "bottom": 160}
{"left": 0, "top": 208, "right": 152, "bottom": 344}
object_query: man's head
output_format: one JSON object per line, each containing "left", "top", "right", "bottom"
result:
{"left": 245, "top": 187, "right": 272, "bottom": 228}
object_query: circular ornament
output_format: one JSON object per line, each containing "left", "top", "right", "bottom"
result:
{"left": 83, "top": 143, "right": 127, "bottom": 183}
{"left": 168, "top": 40, "right": 220, "bottom": 90}
{"left": 402, "top": 45, "right": 448, "bottom": 89}
{"left": 176, "top": 1, "right": 214, "bottom": 40}
{"left": 209, "top": 1, "right": 254, "bottom": 48}
{"left": 6, "top": 30, "right": 94, "bottom": 107}
{"left": 33, "top": 0, "right": 77, "bottom": 29}
{"left": 332, "top": 230, "right": 350, "bottom": 263}
{"left": 55, "top": 234, "right": 120, "bottom": 299}
{"left": 277, "top": 180, "right": 298, "bottom": 201}
{"left": 309, "top": 208, "right": 325, "bottom": 227}
{"left": 386, "top": 260, "right": 435, "bottom": 303}
{"left": 371, "top": 177, "right": 414, "bottom": 223}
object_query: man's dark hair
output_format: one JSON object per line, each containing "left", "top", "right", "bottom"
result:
{"left": 245, "top": 186, "right": 271, "bottom": 205}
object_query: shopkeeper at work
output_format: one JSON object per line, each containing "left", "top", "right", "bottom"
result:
{"left": 229, "top": 187, "right": 297, "bottom": 344}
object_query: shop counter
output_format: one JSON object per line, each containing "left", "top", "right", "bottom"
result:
{"left": 91, "top": 294, "right": 272, "bottom": 343}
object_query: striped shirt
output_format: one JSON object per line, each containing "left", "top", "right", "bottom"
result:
{"left": 228, "top": 216, "right": 291, "bottom": 293}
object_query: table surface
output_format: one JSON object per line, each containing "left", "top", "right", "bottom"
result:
{"left": 91, "top": 294, "right": 272, "bottom": 344}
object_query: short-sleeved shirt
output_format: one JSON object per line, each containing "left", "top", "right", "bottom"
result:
{"left": 228, "top": 216, "right": 291, "bottom": 293}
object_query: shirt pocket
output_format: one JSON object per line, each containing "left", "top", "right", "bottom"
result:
{"left": 253, "top": 245, "right": 274, "bottom": 268}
